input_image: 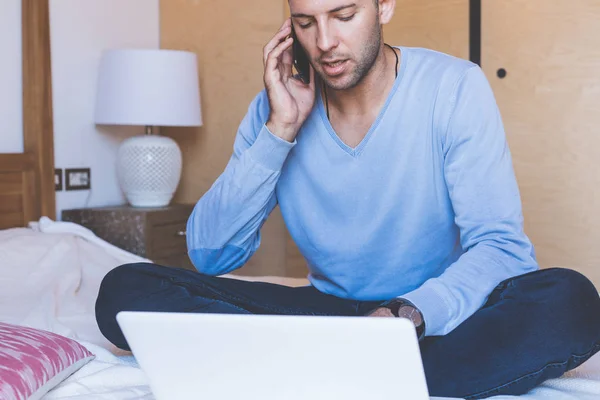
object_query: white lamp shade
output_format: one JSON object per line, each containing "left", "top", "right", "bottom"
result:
{"left": 95, "top": 49, "right": 202, "bottom": 127}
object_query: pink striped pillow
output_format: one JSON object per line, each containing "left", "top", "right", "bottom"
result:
{"left": 0, "top": 322, "right": 95, "bottom": 400}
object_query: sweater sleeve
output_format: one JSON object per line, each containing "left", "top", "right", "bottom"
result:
{"left": 401, "top": 65, "right": 539, "bottom": 336}
{"left": 185, "top": 90, "right": 296, "bottom": 275}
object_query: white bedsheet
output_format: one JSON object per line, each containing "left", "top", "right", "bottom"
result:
{"left": 0, "top": 217, "right": 149, "bottom": 355}
{"left": 44, "top": 341, "right": 153, "bottom": 400}
{"left": 0, "top": 217, "right": 599, "bottom": 399}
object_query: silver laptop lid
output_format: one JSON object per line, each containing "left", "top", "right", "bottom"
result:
{"left": 117, "top": 311, "right": 430, "bottom": 400}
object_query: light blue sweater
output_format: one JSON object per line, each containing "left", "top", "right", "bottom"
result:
{"left": 186, "top": 47, "right": 539, "bottom": 336}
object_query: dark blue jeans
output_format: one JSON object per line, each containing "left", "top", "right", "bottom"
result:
{"left": 95, "top": 263, "right": 600, "bottom": 399}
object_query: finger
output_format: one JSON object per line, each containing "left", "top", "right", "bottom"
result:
{"left": 263, "top": 23, "right": 292, "bottom": 66}
{"left": 263, "top": 27, "right": 291, "bottom": 67}
{"left": 265, "top": 36, "right": 293, "bottom": 74}
{"left": 280, "top": 42, "right": 294, "bottom": 79}
{"left": 279, "top": 17, "right": 291, "bottom": 30}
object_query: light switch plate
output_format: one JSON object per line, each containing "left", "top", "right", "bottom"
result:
{"left": 65, "top": 168, "right": 91, "bottom": 191}
{"left": 54, "top": 168, "right": 63, "bottom": 191}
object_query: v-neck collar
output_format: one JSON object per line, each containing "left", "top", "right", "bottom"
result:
{"left": 316, "top": 46, "right": 408, "bottom": 158}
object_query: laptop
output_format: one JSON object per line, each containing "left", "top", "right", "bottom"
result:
{"left": 116, "top": 311, "right": 453, "bottom": 400}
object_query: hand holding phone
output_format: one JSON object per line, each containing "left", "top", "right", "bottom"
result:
{"left": 263, "top": 19, "right": 315, "bottom": 143}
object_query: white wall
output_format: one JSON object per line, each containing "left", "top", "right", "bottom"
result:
{"left": 49, "top": 0, "right": 160, "bottom": 219}
{"left": 0, "top": 0, "right": 23, "bottom": 153}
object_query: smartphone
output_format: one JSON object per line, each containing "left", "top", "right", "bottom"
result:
{"left": 291, "top": 26, "right": 310, "bottom": 85}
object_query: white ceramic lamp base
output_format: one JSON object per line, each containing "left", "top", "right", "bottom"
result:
{"left": 116, "top": 135, "right": 182, "bottom": 207}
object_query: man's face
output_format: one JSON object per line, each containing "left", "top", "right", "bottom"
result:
{"left": 289, "top": 0, "right": 382, "bottom": 90}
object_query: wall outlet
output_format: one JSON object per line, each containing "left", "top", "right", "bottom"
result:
{"left": 65, "top": 168, "right": 91, "bottom": 191}
{"left": 55, "top": 168, "right": 63, "bottom": 191}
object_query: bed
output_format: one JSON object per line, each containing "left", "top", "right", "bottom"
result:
{"left": 1, "top": 1, "right": 600, "bottom": 399}
{"left": 1, "top": 220, "right": 599, "bottom": 400}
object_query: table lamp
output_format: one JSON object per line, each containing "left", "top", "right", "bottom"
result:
{"left": 94, "top": 48, "right": 202, "bottom": 207}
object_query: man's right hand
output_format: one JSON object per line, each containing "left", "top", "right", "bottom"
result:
{"left": 263, "top": 18, "right": 316, "bottom": 143}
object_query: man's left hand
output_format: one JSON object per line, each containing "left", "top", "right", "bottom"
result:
{"left": 366, "top": 307, "right": 395, "bottom": 317}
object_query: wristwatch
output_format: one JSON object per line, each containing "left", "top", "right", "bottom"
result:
{"left": 380, "top": 298, "right": 426, "bottom": 341}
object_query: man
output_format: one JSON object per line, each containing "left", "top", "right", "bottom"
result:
{"left": 95, "top": 0, "right": 600, "bottom": 398}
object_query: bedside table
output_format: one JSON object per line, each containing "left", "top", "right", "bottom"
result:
{"left": 62, "top": 203, "right": 196, "bottom": 270}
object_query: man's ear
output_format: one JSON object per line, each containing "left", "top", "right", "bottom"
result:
{"left": 378, "top": 0, "right": 396, "bottom": 25}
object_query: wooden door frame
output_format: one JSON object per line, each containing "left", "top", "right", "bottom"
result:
{"left": 22, "top": 0, "right": 56, "bottom": 220}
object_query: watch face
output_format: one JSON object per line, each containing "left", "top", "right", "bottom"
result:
{"left": 397, "top": 305, "right": 423, "bottom": 327}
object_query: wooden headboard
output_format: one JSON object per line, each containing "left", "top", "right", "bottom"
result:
{"left": 0, "top": 0, "right": 55, "bottom": 230}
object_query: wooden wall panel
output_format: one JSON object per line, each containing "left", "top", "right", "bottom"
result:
{"left": 482, "top": 1, "right": 600, "bottom": 287}
{"left": 383, "top": 0, "right": 469, "bottom": 60}
{"left": 160, "top": 0, "right": 291, "bottom": 277}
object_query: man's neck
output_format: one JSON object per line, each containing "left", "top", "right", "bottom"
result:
{"left": 324, "top": 45, "right": 399, "bottom": 118}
